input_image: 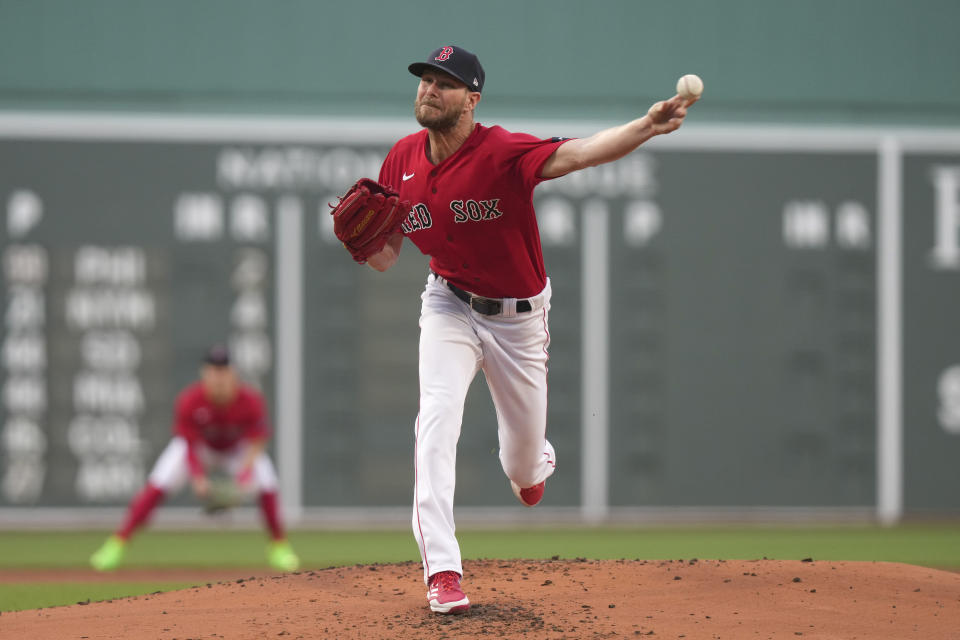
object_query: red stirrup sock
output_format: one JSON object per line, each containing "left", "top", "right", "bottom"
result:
{"left": 259, "top": 491, "right": 285, "bottom": 541}
{"left": 117, "top": 483, "right": 165, "bottom": 540}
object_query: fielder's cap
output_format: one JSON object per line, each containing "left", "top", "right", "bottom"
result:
{"left": 203, "top": 344, "right": 231, "bottom": 367}
{"left": 408, "top": 45, "right": 485, "bottom": 93}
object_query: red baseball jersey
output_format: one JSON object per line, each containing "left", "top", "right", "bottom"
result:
{"left": 379, "top": 123, "right": 569, "bottom": 299}
{"left": 173, "top": 382, "right": 270, "bottom": 451}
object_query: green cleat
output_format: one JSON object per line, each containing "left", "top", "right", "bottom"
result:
{"left": 90, "top": 535, "right": 126, "bottom": 571}
{"left": 267, "top": 540, "right": 300, "bottom": 572}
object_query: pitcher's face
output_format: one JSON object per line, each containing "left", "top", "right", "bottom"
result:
{"left": 414, "top": 70, "right": 473, "bottom": 131}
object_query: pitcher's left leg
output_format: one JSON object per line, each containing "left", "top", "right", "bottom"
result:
{"left": 479, "top": 306, "right": 556, "bottom": 499}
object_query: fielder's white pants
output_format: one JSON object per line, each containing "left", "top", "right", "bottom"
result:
{"left": 148, "top": 436, "right": 280, "bottom": 494}
{"left": 413, "top": 273, "right": 557, "bottom": 583}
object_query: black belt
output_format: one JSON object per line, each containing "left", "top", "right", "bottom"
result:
{"left": 436, "top": 273, "right": 533, "bottom": 315}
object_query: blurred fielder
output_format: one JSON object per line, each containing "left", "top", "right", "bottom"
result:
{"left": 90, "top": 345, "right": 299, "bottom": 572}
{"left": 328, "top": 44, "right": 694, "bottom": 613}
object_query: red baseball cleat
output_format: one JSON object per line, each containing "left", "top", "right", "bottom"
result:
{"left": 510, "top": 480, "right": 545, "bottom": 507}
{"left": 426, "top": 570, "right": 470, "bottom": 614}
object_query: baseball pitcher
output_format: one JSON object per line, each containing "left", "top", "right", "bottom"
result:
{"left": 329, "top": 44, "right": 694, "bottom": 614}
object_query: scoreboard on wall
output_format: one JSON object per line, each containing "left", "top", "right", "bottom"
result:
{"left": 0, "top": 135, "right": 290, "bottom": 507}
{"left": 0, "top": 115, "right": 958, "bottom": 519}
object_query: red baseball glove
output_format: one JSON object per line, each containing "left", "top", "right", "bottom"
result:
{"left": 329, "top": 178, "right": 409, "bottom": 264}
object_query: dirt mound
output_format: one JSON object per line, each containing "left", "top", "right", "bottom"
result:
{"left": 4, "top": 558, "right": 960, "bottom": 639}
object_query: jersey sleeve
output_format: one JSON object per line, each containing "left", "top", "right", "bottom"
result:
{"left": 496, "top": 129, "right": 573, "bottom": 191}
{"left": 173, "top": 390, "right": 199, "bottom": 441}
{"left": 173, "top": 390, "right": 206, "bottom": 476}
{"left": 242, "top": 389, "right": 271, "bottom": 441}
{"left": 378, "top": 144, "right": 402, "bottom": 193}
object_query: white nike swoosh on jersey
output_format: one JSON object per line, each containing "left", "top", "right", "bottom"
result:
{"left": 402, "top": 172, "right": 415, "bottom": 181}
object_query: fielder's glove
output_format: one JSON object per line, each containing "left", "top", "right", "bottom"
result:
{"left": 203, "top": 471, "right": 251, "bottom": 515}
{"left": 329, "top": 178, "right": 409, "bottom": 264}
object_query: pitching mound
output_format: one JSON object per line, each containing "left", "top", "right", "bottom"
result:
{"left": 4, "top": 558, "right": 960, "bottom": 638}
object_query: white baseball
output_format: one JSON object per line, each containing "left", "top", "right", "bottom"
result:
{"left": 676, "top": 74, "right": 704, "bottom": 100}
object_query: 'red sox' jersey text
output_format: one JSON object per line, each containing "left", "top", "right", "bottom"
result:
{"left": 379, "top": 123, "right": 569, "bottom": 298}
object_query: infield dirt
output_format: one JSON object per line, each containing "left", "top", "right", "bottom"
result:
{"left": 3, "top": 558, "right": 960, "bottom": 639}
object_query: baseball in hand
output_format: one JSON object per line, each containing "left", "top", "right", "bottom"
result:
{"left": 676, "top": 74, "right": 704, "bottom": 100}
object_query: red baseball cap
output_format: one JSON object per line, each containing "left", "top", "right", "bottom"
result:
{"left": 409, "top": 45, "right": 485, "bottom": 93}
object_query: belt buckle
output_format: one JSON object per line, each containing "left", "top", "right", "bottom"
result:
{"left": 469, "top": 294, "right": 501, "bottom": 315}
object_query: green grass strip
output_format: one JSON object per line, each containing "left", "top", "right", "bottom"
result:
{"left": 1, "top": 524, "right": 958, "bottom": 571}
{"left": 458, "top": 524, "right": 960, "bottom": 568}
{"left": 0, "top": 582, "right": 194, "bottom": 612}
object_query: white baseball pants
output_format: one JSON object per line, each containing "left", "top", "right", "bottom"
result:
{"left": 148, "top": 436, "right": 280, "bottom": 493}
{"left": 413, "top": 273, "right": 557, "bottom": 583}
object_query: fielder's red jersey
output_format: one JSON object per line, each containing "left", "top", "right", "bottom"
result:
{"left": 173, "top": 382, "right": 270, "bottom": 451}
{"left": 379, "top": 123, "right": 569, "bottom": 299}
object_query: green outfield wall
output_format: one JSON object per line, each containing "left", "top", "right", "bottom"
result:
{"left": 0, "top": 0, "right": 958, "bottom": 125}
